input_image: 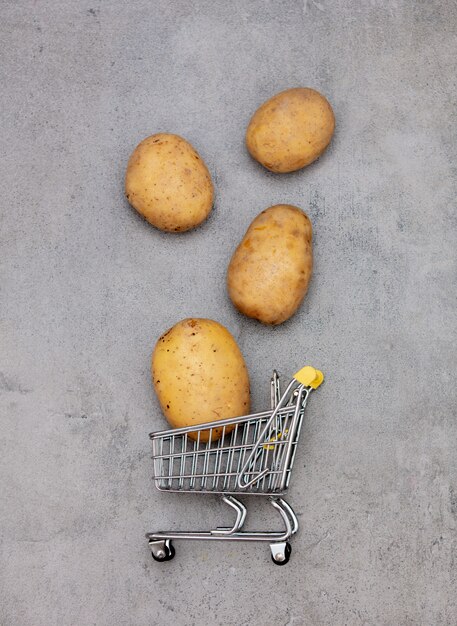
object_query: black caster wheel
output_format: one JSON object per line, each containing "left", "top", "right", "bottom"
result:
{"left": 150, "top": 541, "right": 175, "bottom": 562}
{"left": 271, "top": 542, "right": 291, "bottom": 566}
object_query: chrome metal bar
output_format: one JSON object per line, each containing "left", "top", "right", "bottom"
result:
{"left": 278, "top": 388, "right": 310, "bottom": 491}
{"left": 270, "top": 370, "right": 281, "bottom": 410}
{"left": 149, "top": 406, "right": 298, "bottom": 440}
{"left": 276, "top": 498, "right": 299, "bottom": 536}
{"left": 222, "top": 423, "right": 238, "bottom": 491}
{"left": 153, "top": 469, "right": 283, "bottom": 481}
{"left": 178, "top": 434, "right": 186, "bottom": 489}
{"left": 167, "top": 434, "right": 175, "bottom": 489}
{"left": 147, "top": 531, "right": 290, "bottom": 542}
{"left": 212, "top": 426, "right": 226, "bottom": 490}
{"left": 235, "top": 415, "right": 251, "bottom": 481}
{"left": 211, "top": 495, "right": 247, "bottom": 535}
{"left": 284, "top": 393, "right": 310, "bottom": 490}
{"left": 269, "top": 404, "right": 296, "bottom": 490}
{"left": 155, "top": 485, "right": 286, "bottom": 496}
{"left": 201, "top": 429, "right": 213, "bottom": 490}
{"left": 189, "top": 432, "right": 200, "bottom": 490}
{"left": 159, "top": 436, "right": 164, "bottom": 489}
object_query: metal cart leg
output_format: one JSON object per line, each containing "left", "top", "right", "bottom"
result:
{"left": 212, "top": 495, "right": 247, "bottom": 535}
{"left": 272, "top": 497, "right": 299, "bottom": 535}
{"left": 268, "top": 497, "right": 298, "bottom": 565}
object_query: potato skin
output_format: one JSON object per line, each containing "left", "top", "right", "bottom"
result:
{"left": 227, "top": 205, "right": 313, "bottom": 325}
{"left": 125, "top": 133, "right": 214, "bottom": 232}
{"left": 152, "top": 319, "right": 250, "bottom": 441}
{"left": 246, "top": 88, "right": 335, "bottom": 173}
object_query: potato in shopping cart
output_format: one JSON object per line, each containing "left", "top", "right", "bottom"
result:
{"left": 146, "top": 364, "right": 324, "bottom": 566}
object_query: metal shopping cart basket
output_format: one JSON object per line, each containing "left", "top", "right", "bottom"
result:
{"left": 146, "top": 365, "right": 324, "bottom": 565}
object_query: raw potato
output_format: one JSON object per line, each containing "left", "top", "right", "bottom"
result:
{"left": 246, "top": 88, "right": 335, "bottom": 173}
{"left": 152, "top": 318, "right": 250, "bottom": 441}
{"left": 227, "top": 205, "right": 313, "bottom": 325}
{"left": 125, "top": 133, "right": 214, "bottom": 232}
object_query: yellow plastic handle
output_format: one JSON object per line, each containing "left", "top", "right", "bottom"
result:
{"left": 293, "top": 366, "right": 324, "bottom": 389}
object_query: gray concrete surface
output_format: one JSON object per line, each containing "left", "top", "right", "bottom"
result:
{"left": 1, "top": 1, "right": 456, "bottom": 624}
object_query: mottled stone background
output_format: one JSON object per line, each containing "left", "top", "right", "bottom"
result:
{"left": 1, "top": 1, "right": 456, "bottom": 624}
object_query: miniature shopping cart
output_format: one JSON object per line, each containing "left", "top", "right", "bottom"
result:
{"left": 146, "top": 365, "right": 324, "bottom": 565}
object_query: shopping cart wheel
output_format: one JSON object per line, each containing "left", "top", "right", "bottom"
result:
{"left": 270, "top": 542, "right": 292, "bottom": 566}
{"left": 149, "top": 539, "right": 175, "bottom": 562}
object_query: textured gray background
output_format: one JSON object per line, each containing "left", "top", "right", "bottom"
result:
{"left": 1, "top": 1, "right": 456, "bottom": 625}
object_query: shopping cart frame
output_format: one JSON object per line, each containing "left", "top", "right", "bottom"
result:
{"left": 146, "top": 366, "right": 323, "bottom": 565}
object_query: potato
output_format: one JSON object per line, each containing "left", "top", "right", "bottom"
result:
{"left": 152, "top": 318, "right": 250, "bottom": 441}
{"left": 227, "top": 205, "right": 313, "bottom": 325}
{"left": 125, "top": 133, "right": 214, "bottom": 232}
{"left": 246, "top": 88, "right": 335, "bottom": 173}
